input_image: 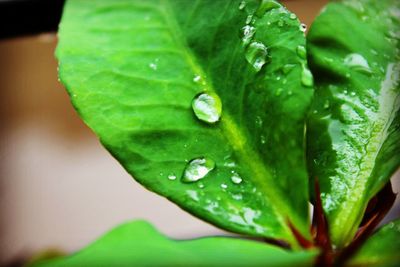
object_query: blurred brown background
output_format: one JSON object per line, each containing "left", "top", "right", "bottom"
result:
{"left": 0, "top": 0, "right": 398, "bottom": 264}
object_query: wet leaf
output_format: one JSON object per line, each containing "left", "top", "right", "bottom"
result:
{"left": 57, "top": 0, "right": 313, "bottom": 245}
{"left": 307, "top": 0, "right": 400, "bottom": 247}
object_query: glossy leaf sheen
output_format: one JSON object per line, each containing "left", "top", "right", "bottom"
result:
{"left": 348, "top": 219, "right": 400, "bottom": 267}
{"left": 57, "top": 0, "right": 313, "bottom": 244}
{"left": 30, "top": 221, "right": 318, "bottom": 267}
{"left": 307, "top": 0, "right": 400, "bottom": 246}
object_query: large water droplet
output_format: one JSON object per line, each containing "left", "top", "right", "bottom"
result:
{"left": 245, "top": 42, "right": 269, "bottom": 72}
{"left": 221, "top": 183, "right": 228, "bottom": 189}
{"left": 192, "top": 92, "right": 222, "bottom": 124}
{"left": 344, "top": 53, "right": 372, "bottom": 74}
{"left": 290, "top": 13, "right": 297, "bottom": 20}
{"left": 231, "top": 172, "right": 243, "bottom": 184}
{"left": 296, "top": 45, "right": 307, "bottom": 60}
{"left": 181, "top": 157, "right": 215, "bottom": 183}
{"left": 241, "top": 25, "right": 256, "bottom": 46}
{"left": 301, "top": 66, "right": 314, "bottom": 87}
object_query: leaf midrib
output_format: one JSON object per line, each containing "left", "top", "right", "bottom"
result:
{"left": 161, "top": 0, "right": 303, "bottom": 246}
{"left": 332, "top": 62, "right": 400, "bottom": 246}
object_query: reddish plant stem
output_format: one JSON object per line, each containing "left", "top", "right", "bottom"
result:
{"left": 288, "top": 220, "right": 314, "bottom": 249}
{"left": 265, "top": 180, "right": 396, "bottom": 267}
{"left": 312, "top": 178, "right": 334, "bottom": 267}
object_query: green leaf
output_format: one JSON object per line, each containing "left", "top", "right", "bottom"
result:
{"left": 306, "top": 0, "right": 400, "bottom": 247}
{"left": 57, "top": 0, "right": 313, "bottom": 245}
{"left": 30, "top": 221, "right": 318, "bottom": 267}
{"left": 347, "top": 219, "right": 400, "bottom": 267}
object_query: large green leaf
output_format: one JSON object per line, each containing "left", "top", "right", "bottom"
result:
{"left": 30, "top": 221, "right": 318, "bottom": 267}
{"left": 57, "top": 0, "right": 313, "bottom": 245}
{"left": 347, "top": 219, "right": 400, "bottom": 267}
{"left": 307, "top": 0, "right": 400, "bottom": 247}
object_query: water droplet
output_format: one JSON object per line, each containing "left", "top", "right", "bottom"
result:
{"left": 221, "top": 183, "right": 228, "bottom": 189}
{"left": 255, "top": 0, "right": 281, "bottom": 17}
{"left": 323, "top": 100, "right": 330, "bottom": 109}
{"left": 223, "top": 159, "right": 236, "bottom": 168}
{"left": 260, "top": 135, "right": 266, "bottom": 144}
{"left": 299, "top": 23, "right": 307, "bottom": 33}
{"left": 193, "top": 75, "right": 201, "bottom": 83}
{"left": 245, "top": 42, "right": 269, "bottom": 72}
{"left": 301, "top": 66, "right": 314, "bottom": 87}
{"left": 296, "top": 45, "right": 307, "bottom": 60}
{"left": 241, "top": 25, "right": 256, "bottom": 46}
{"left": 275, "top": 88, "right": 283, "bottom": 96}
{"left": 198, "top": 182, "right": 205, "bottom": 189}
{"left": 168, "top": 174, "right": 177, "bottom": 180}
{"left": 255, "top": 116, "right": 263, "bottom": 127}
{"left": 246, "top": 15, "right": 253, "bottom": 24}
{"left": 282, "top": 64, "right": 295, "bottom": 74}
{"left": 181, "top": 157, "right": 215, "bottom": 183}
{"left": 344, "top": 1, "right": 365, "bottom": 14}
{"left": 290, "top": 13, "right": 297, "bottom": 20}
{"left": 187, "top": 190, "right": 200, "bottom": 201}
{"left": 232, "top": 194, "right": 243, "bottom": 200}
{"left": 192, "top": 92, "right": 222, "bottom": 124}
{"left": 239, "top": 0, "right": 246, "bottom": 10}
{"left": 344, "top": 53, "right": 372, "bottom": 74}
{"left": 149, "top": 63, "right": 157, "bottom": 70}
{"left": 386, "top": 30, "right": 400, "bottom": 40}
{"left": 350, "top": 92, "right": 356, "bottom": 96}
{"left": 231, "top": 172, "right": 243, "bottom": 184}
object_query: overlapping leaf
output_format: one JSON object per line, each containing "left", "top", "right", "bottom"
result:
{"left": 30, "top": 221, "right": 318, "bottom": 267}
{"left": 57, "top": 0, "right": 313, "bottom": 245}
{"left": 348, "top": 219, "right": 400, "bottom": 267}
{"left": 307, "top": 0, "right": 400, "bottom": 246}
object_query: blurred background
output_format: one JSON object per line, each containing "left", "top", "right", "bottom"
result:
{"left": 0, "top": 0, "right": 398, "bottom": 265}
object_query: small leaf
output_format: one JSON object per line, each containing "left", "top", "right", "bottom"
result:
{"left": 29, "top": 221, "right": 318, "bottom": 267}
{"left": 307, "top": 0, "right": 400, "bottom": 246}
{"left": 347, "top": 219, "right": 400, "bottom": 267}
{"left": 57, "top": 0, "right": 313, "bottom": 245}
